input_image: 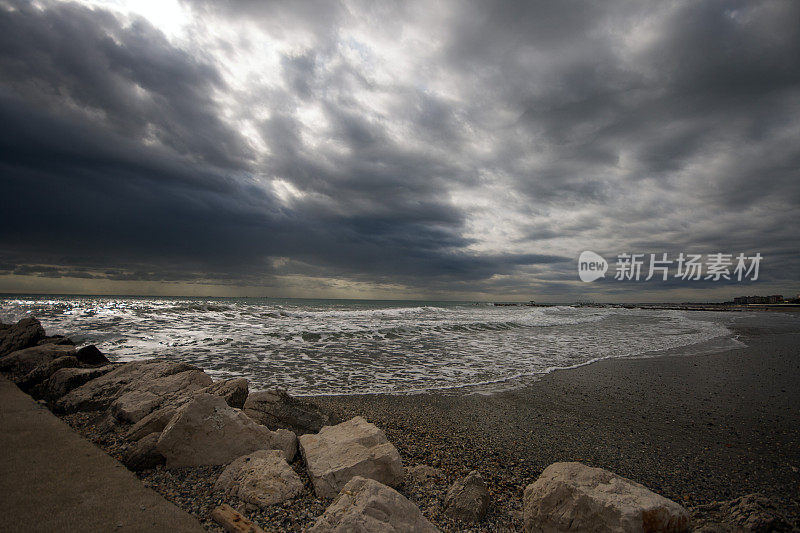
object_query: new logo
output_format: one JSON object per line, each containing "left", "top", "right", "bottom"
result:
{"left": 578, "top": 251, "right": 608, "bottom": 282}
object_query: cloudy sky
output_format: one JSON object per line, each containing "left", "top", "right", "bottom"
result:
{"left": 0, "top": 0, "right": 798, "bottom": 301}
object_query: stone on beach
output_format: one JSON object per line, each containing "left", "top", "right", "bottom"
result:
{"left": 18, "top": 355, "right": 79, "bottom": 393}
{"left": 125, "top": 378, "right": 249, "bottom": 440}
{"left": 156, "top": 393, "right": 297, "bottom": 467}
{"left": 0, "top": 344, "right": 76, "bottom": 381}
{"left": 75, "top": 345, "right": 110, "bottom": 366}
{"left": 200, "top": 377, "right": 249, "bottom": 409}
{"left": 443, "top": 470, "right": 490, "bottom": 523}
{"left": 37, "top": 335, "right": 75, "bottom": 346}
{"left": 0, "top": 317, "right": 45, "bottom": 357}
{"left": 38, "top": 365, "right": 114, "bottom": 402}
{"left": 243, "top": 389, "right": 336, "bottom": 435}
{"left": 308, "top": 476, "right": 439, "bottom": 533}
{"left": 298, "top": 416, "right": 404, "bottom": 499}
{"left": 523, "top": 462, "right": 691, "bottom": 533}
{"left": 123, "top": 432, "right": 166, "bottom": 471}
{"left": 126, "top": 405, "right": 179, "bottom": 441}
{"left": 691, "top": 493, "right": 796, "bottom": 533}
{"left": 55, "top": 359, "right": 210, "bottom": 416}
{"left": 213, "top": 449, "right": 304, "bottom": 508}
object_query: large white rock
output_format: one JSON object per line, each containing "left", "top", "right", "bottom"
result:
{"left": 523, "top": 462, "right": 691, "bottom": 533}
{"left": 298, "top": 416, "right": 404, "bottom": 499}
{"left": 156, "top": 394, "right": 297, "bottom": 467}
{"left": 214, "top": 449, "right": 304, "bottom": 508}
{"left": 55, "top": 359, "right": 211, "bottom": 417}
{"left": 308, "top": 476, "right": 439, "bottom": 533}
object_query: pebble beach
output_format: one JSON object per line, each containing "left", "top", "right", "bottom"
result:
{"left": 52, "top": 312, "right": 800, "bottom": 531}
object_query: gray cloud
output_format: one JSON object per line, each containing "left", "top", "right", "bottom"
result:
{"left": 0, "top": 0, "right": 797, "bottom": 299}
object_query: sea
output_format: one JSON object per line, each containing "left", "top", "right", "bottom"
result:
{"left": 0, "top": 295, "right": 753, "bottom": 396}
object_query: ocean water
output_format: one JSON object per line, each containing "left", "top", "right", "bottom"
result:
{"left": 0, "top": 296, "right": 743, "bottom": 396}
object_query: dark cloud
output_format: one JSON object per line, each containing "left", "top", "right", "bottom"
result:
{"left": 0, "top": 0, "right": 798, "bottom": 299}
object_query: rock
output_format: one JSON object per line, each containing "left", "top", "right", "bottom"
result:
{"left": 110, "top": 368, "right": 214, "bottom": 424}
{"left": 298, "top": 416, "right": 404, "bottom": 498}
{"left": 443, "top": 470, "right": 489, "bottom": 523}
{"left": 55, "top": 359, "right": 211, "bottom": 416}
{"left": 243, "top": 389, "right": 336, "bottom": 435}
{"left": 75, "top": 345, "right": 110, "bottom": 366}
{"left": 691, "top": 493, "right": 796, "bottom": 532}
{"left": 0, "top": 317, "right": 45, "bottom": 357}
{"left": 37, "top": 335, "right": 75, "bottom": 346}
{"left": 214, "top": 449, "right": 304, "bottom": 508}
{"left": 111, "top": 389, "right": 163, "bottom": 424}
{"left": 38, "top": 365, "right": 114, "bottom": 402}
{"left": 126, "top": 405, "right": 178, "bottom": 441}
{"left": 308, "top": 476, "right": 439, "bottom": 533}
{"left": 201, "top": 378, "right": 249, "bottom": 409}
{"left": 156, "top": 394, "right": 297, "bottom": 468}
{"left": 0, "top": 344, "right": 76, "bottom": 380}
{"left": 18, "top": 355, "right": 79, "bottom": 393}
{"left": 523, "top": 462, "right": 691, "bottom": 533}
{"left": 407, "top": 464, "right": 443, "bottom": 485}
{"left": 123, "top": 432, "right": 165, "bottom": 471}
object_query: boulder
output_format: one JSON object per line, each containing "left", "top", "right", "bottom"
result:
{"left": 156, "top": 394, "right": 297, "bottom": 468}
{"left": 37, "top": 335, "right": 75, "bottom": 346}
{"left": 200, "top": 378, "right": 249, "bottom": 409}
{"left": 443, "top": 470, "right": 490, "bottom": 523}
{"left": 18, "top": 355, "right": 79, "bottom": 393}
{"left": 243, "top": 389, "right": 336, "bottom": 435}
{"left": 55, "top": 359, "right": 211, "bottom": 416}
{"left": 123, "top": 432, "right": 165, "bottom": 471}
{"left": 308, "top": 476, "right": 439, "bottom": 533}
{"left": 0, "top": 344, "right": 76, "bottom": 380}
{"left": 126, "top": 405, "right": 178, "bottom": 441}
{"left": 0, "top": 317, "right": 45, "bottom": 356}
{"left": 214, "top": 449, "right": 304, "bottom": 508}
{"left": 298, "top": 416, "right": 404, "bottom": 498}
{"left": 38, "top": 365, "right": 114, "bottom": 402}
{"left": 75, "top": 345, "right": 110, "bottom": 366}
{"left": 111, "top": 389, "right": 163, "bottom": 424}
{"left": 523, "top": 462, "right": 691, "bottom": 533}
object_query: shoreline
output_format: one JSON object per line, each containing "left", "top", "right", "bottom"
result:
{"left": 2, "top": 312, "right": 798, "bottom": 531}
{"left": 309, "top": 319, "right": 800, "bottom": 529}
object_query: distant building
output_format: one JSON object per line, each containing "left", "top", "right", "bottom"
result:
{"left": 733, "top": 295, "right": 784, "bottom": 304}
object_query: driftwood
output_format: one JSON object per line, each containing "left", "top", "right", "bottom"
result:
{"left": 210, "top": 504, "right": 265, "bottom": 533}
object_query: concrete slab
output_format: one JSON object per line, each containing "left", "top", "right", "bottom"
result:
{"left": 0, "top": 376, "right": 205, "bottom": 532}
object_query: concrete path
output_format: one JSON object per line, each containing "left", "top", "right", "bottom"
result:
{"left": 0, "top": 376, "right": 206, "bottom": 532}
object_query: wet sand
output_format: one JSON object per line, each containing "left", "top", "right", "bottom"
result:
{"left": 312, "top": 316, "right": 800, "bottom": 530}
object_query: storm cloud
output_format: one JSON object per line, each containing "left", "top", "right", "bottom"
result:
{"left": 0, "top": 0, "right": 798, "bottom": 300}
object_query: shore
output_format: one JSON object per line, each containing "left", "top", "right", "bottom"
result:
{"left": 311, "top": 318, "right": 800, "bottom": 530}
{"left": 4, "top": 311, "right": 798, "bottom": 531}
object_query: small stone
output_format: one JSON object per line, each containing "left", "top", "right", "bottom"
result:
{"left": 443, "top": 470, "right": 490, "bottom": 523}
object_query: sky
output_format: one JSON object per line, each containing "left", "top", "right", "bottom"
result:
{"left": 0, "top": 0, "right": 798, "bottom": 302}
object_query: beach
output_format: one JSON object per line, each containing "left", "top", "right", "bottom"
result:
{"left": 309, "top": 317, "right": 800, "bottom": 530}
{"left": 1, "top": 308, "right": 798, "bottom": 531}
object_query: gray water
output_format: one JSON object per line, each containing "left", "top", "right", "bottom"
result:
{"left": 0, "top": 296, "right": 742, "bottom": 395}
